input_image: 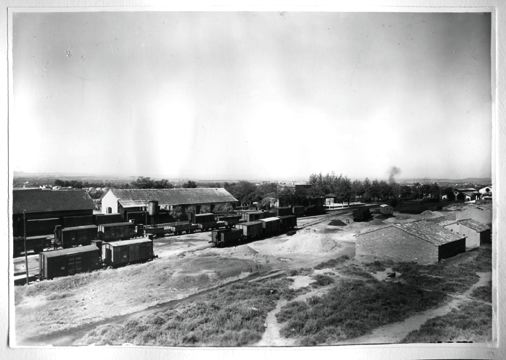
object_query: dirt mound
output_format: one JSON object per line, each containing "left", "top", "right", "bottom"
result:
{"left": 228, "top": 245, "right": 259, "bottom": 257}
{"left": 273, "top": 234, "right": 341, "bottom": 254}
{"left": 370, "top": 219, "right": 385, "bottom": 225}
{"left": 329, "top": 219, "right": 347, "bottom": 226}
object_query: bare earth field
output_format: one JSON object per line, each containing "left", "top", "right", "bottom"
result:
{"left": 14, "top": 203, "right": 493, "bottom": 346}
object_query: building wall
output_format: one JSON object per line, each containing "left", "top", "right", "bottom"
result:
{"left": 444, "top": 223, "right": 480, "bottom": 249}
{"left": 101, "top": 190, "right": 119, "bottom": 214}
{"left": 438, "top": 239, "right": 466, "bottom": 261}
{"left": 356, "top": 227, "right": 439, "bottom": 264}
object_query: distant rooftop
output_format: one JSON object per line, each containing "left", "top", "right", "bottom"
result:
{"left": 109, "top": 188, "right": 238, "bottom": 208}
{"left": 13, "top": 189, "right": 94, "bottom": 214}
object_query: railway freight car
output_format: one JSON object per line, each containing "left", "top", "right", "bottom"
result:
{"left": 193, "top": 213, "right": 218, "bottom": 231}
{"left": 165, "top": 221, "right": 199, "bottom": 235}
{"left": 98, "top": 222, "right": 137, "bottom": 242}
{"left": 241, "top": 211, "right": 265, "bottom": 222}
{"left": 210, "top": 228, "right": 243, "bottom": 247}
{"left": 54, "top": 224, "right": 98, "bottom": 248}
{"left": 236, "top": 221, "right": 264, "bottom": 241}
{"left": 279, "top": 215, "right": 297, "bottom": 232}
{"left": 292, "top": 206, "right": 305, "bottom": 217}
{"left": 260, "top": 217, "right": 281, "bottom": 237}
{"left": 274, "top": 207, "right": 293, "bottom": 217}
{"left": 13, "top": 235, "right": 53, "bottom": 256}
{"left": 62, "top": 215, "right": 94, "bottom": 228}
{"left": 102, "top": 238, "right": 154, "bottom": 267}
{"left": 93, "top": 213, "right": 123, "bottom": 225}
{"left": 25, "top": 218, "right": 60, "bottom": 237}
{"left": 217, "top": 214, "right": 242, "bottom": 228}
{"left": 124, "top": 211, "right": 148, "bottom": 225}
{"left": 39, "top": 245, "right": 101, "bottom": 280}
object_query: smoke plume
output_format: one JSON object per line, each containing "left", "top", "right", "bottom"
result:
{"left": 388, "top": 166, "right": 401, "bottom": 184}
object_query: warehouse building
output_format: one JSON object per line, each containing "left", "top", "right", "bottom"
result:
{"left": 101, "top": 188, "right": 238, "bottom": 217}
{"left": 356, "top": 220, "right": 466, "bottom": 264}
{"left": 12, "top": 189, "right": 94, "bottom": 237}
{"left": 440, "top": 218, "right": 491, "bottom": 248}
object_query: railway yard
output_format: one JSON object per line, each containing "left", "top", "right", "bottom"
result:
{"left": 13, "top": 201, "right": 493, "bottom": 346}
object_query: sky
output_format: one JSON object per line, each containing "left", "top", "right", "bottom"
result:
{"left": 11, "top": 12, "right": 491, "bottom": 181}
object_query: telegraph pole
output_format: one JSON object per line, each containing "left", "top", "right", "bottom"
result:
{"left": 23, "top": 210, "right": 29, "bottom": 285}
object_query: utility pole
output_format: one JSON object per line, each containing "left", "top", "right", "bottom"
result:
{"left": 23, "top": 210, "right": 29, "bottom": 285}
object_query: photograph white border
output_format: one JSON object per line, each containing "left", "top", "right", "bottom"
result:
{"left": 1, "top": 1, "right": 504, "bottom": 359}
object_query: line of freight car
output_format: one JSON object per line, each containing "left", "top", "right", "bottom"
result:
{"left": 210, "top": 215, "right": 298, "bottom": 248}
{"left": 39, "top": 238, "right": 155, "bottom": 280}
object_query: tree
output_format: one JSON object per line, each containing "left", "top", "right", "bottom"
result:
{"left": 131, "top": 177, "right": 173, "bottom": 189}
{"left": 183, "top": 180, "right": 197, "bottom": 188}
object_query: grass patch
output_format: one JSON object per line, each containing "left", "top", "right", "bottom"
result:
{"left": 276, "top": 279, "right": 446, "bottom": 345}
{"left": 79, "top": 277, "right": 293, "bottom": 346}
{"left": 392, "top": 257, "right": 481, "bottom": 294}
{"left": 470, "top": 281, "right": 492, "bottom": 303}
{"left": 402, "top": 301, "right": 492, "bottom": 343}
{"left": 363, "top": 260, "right": 394, "bottom": 273}
{"left": 311, "top": 275, "right": 334, "bottom": 288}
{"left": 314, "top": 255, "right": 350, "bottom": 270}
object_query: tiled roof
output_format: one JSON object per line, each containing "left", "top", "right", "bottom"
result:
{"left": 111, "top": 188, "right": 238, "bottom": 208}
{"left": 13, "top": 189, "right": 94, "bottom": 214}
{"left": 458, "top": 219, "right": 490, "bottom": 232}
{"left": 358, "top": 221, "right": 464, "bottom": 246}
{"left": 400, "top": 221, "right": 464, "bottom": 245}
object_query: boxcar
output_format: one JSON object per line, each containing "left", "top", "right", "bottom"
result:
{"left": 25, "top": 218, "right": 60, "bottom": 237}
{"left": 292, "top": 206, "right": 305, "bottom": 217}
{"left": 93, "top": 213, "right": 123, "bottom": 225}
{"left": 279, "top": 215, "right": 297, "bottom": 232}
{"left": 165, "top": 221, "right": 198, "bottom": 235}
{"left": 62, "top": 215, "right": 94, "bottom": 228}
{"left": 193, "top": 213, "right": 218, "bottom": 231}
{"left": 260, "top": 217, "right": 281, "bottom": 237}
{"left": 13, "top": 235, "right": 53, "bottom": 256}
{"left": 55, "top": 225, "right": 98, "bottom": 248}
{"left": 102, "top": 238, "right": 154, "bottom": 267}
{"left": 210, "top": 228, "right": 243, "bottom": 247}
{"left": 217, "top": 214, "right": 242, "bottom": 228}
{"left": 242, "top": 211, "right": 265, "bottom": 222}
{"left": 236, "top": 221, "right": 264, "bottom": 241}
{"left": 39, "top": 245, "right": 101, "bottom": 280}
{"left": 98, "top": 222, "right": 136, "bottom": 242}
{"left": 125, "top": 211, "right": 148, "bottom": 225}
{"left": 274, "top": 207, "right": 292, "bottom": 217}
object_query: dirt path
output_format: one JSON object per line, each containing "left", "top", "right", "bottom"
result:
{"left": 255, "top": 284, "right": 333, "bottom": 346}
{"left": 338, "top": 271, "right": 491, "bottom": 345}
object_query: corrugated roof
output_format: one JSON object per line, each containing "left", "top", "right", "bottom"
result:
{"left": 458, "top": 219, "right": 490, "bottom": 232}
{"left": 105, "top": 238, "right": 152, "bottom": 247}
{"left": 358, "top": 221, "right": 464, "bottom": 246}
{"left": 111, "top": 188, "right": 238, "bottom": 208}
{"left": 41, "top": 245, "right": 99, "bottom": 258}
{"left": 13, "top": 189, "right": 94, "bottom": 214}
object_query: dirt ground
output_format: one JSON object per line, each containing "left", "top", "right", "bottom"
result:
{"left": 13, "top": 202, "right": 492, "bottom": 346}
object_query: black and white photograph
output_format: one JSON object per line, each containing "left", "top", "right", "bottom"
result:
{"left": 3, "top": 3, "right": 505, "bottom": 359}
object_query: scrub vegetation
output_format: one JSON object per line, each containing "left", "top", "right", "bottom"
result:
{"left": 79, "top": 278, "right": 294, "bottom": 346}
{"left": 401, "top": 301, "right": 492, "bottom": 343}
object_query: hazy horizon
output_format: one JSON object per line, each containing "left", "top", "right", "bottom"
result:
{"left": 11, "top": 12, "right": 492, "bottom": 180}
